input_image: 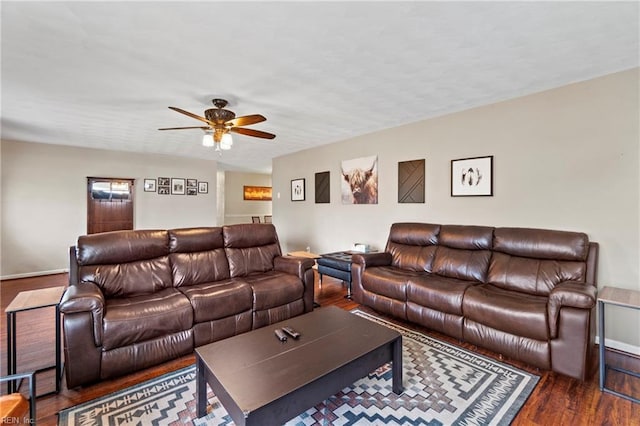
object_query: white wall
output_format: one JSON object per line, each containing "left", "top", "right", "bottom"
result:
{"left": 1, "top": 141, "right": 218, "bottom": 278}
{"left": 273, "top": 68, "right": 640, "bottom": 350}
{"left": 223, "top": 171, "right": 272, "bottom": 224}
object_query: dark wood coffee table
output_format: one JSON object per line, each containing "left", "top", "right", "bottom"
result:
{"left": 195, "top": 306, "right": 403, "bottom": 425}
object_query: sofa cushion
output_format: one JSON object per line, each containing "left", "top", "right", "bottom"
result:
{"left": 493, "top": 227, "right": 589, "bottom": 261}
{"left": 79, "top": 257, "right": 173, "bottom": 298}
{"left": 168, "top": 227, "right": 224, "bottom": 253}
{"left": 242, "top": 271, "right": 304, "bottom": 310}
{"left": 386, "top": 223, "right": 440, "bottom": 272}
{"left": 77, "top": 229, "right": 169, "bottom": 265}
{"left": 463, "top": 284, "right": 549, "bottom": 341}
{"left": 439, "top": 225, "right": 494, "bottom": 250}
{"left": 170, "top": 251, "right": 230, "bottom": 287}
{"left": 179, "top": 279, "right": 253, "bottom": 323}
{"left": 224, "top": 224, "right": 281, "bottom": 277}
{"left": 361, "top": 266, "right": 421, "bottom": 301}
{"left": 407, "top": 275, "right": 476, "bottom": 316}
{"left": 102, "top": 288, "right": 193, "bottom": 350}
{"left": 432, "top": 247, "right": 491, "bottom": 282}
{"left": 488, "top": 252, "right": 586, "bottom": 296}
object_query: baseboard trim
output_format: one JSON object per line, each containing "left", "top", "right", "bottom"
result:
{"left": 596, "top": 336, "right": 640, "bottom": 356}
{"left": 1, "top": 269, "right": 68, "bottom": 281}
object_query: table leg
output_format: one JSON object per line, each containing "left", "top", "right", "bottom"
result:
{"left": 56, "top": 304, "right": 62, "bottom": 393}
{"left": 598, "top": 300, "right": 605, "bottom": 391}
{"left": 196, "top": 357, "right": 207, "bottom": 418}
{"left": 392, "top": 336, "right": 403, "bottom": 395}
{"left": 7, "top": 312, "right": 17, "bottom": 393}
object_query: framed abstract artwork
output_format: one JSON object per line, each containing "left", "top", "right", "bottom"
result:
{"left": 398, "top": 159, "right": 425, "bottom": 203}
{"left": 291, "top": 178, "right": 305, "bottom": 201}
{"left": 451, "top": 156, "right": 493, "bottom": 197}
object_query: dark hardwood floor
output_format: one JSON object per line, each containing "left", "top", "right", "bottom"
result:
{"left": 1, "top": 273, "right": 638, "bottom": 425}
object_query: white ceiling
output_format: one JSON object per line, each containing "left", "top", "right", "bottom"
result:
{"left": 2, "top": 2, "right": 638, "bottom": 173}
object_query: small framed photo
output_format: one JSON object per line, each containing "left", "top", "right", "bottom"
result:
{"left": 143, "top": 179, "right": 156, "bottom": 192}
{"left": 291, "top": 178, "right": 305, "bottom": 201}
{"left": 171, "top": 178, "right": 186, "bottom": 195}
{"left": 158, "top": 177, "right": 170, "bottom": 186}
{"left": 158, "top": 186, "right": 170, "bottom": 195}
{"left": 187, "top": 178, "right": 197, "bottom": 188}
{"left": 187, "top": 187, "right": 197, "bottom": 196}
{"left": 198, "top": 181, "right": 208, "bottom": 194}
{"left": 451, "top": 155, "right": 493, "bottom": 197}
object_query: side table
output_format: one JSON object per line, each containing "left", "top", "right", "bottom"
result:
{"left": 317, "top": 251, "right": 354, "bottom": 299}
{"left": 6, "top": 286, "right": 65, "bottom": 395}
{"left": 598, "top": 286, "right": 640, "bottom": 404}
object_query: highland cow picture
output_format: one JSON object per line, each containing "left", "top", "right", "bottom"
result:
{"left": 341, "top": 155, "right": 378, "bottom": 204}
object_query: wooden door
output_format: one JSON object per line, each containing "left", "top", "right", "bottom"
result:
{"left": 87, "top": 177, "right": 134, "bottom": 234}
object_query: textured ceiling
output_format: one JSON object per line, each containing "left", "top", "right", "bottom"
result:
{"left": 2, "top": 2, "right": 638, "bottom": 173}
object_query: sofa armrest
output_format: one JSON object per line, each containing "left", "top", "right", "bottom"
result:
{"left": 60, "top": 282, "right": 105, "bottom": 346}
{"left": 548, "top": 281, "right": 597, "bottom": 339}
{"left": 352, "top": 252, "right": 392, "bottom": 269}
{"left": 274, "top": 255, "right": 315, "bottom": 278}
{"left": 274, "top": 256, "right": 316, "bottom": 312}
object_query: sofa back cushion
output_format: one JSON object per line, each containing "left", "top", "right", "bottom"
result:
{"left": 386, "top": 223, "right": 439, "bottom": 272}
{"left": 488, "top": 227, "right": 589, "bottom": 295}
{"left": 76, "top": 230, "right": 172, "bottom": 298}
{"left": 432, "top": 225, "right": 493, "bottom": 282}
{"left": 168, "top": 227, "right": 230, "bottom": 287}
{"left": 223, "top": 224, "right": 282, "bottom": 277}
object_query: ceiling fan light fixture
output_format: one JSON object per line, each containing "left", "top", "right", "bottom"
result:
{"left": 202, "top": 133, "right": 215, "bottom": 147}
{"left": 220, "top": 132, "right": 233, "bottom": 150}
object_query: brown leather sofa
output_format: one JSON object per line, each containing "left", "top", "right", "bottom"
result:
{"left": 60, "top": 224, "right": 315, "bottom": 388}
{"left": 352, "top": 223, "right": 598, "bottom": 380}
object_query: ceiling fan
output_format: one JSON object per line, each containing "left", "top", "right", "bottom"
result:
{"left": 158, "top": 98, "right": 275, "bottom": 151}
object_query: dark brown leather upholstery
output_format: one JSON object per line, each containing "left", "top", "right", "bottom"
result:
{"left": 352, "top": 222, "right": 598, "bottom": 381}
{"left": 61, "top": 224, "right": 314, "bottom": 388}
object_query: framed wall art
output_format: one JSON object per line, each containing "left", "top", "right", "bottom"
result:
{"left": 143, "top": 179, "right": 156, "bottom": 192}
{"left": 158, "top": 177, "right": 170, "bottom": 195}
{"left": 291, "top": 178, "right": 305, "bottom": 201}
{"left": 198, "top": 181, "right": 208, "bottom": 194}
{"left": 341, "top": 155, "right": 378, "bottom": 204}
{"left": 171, "top": 178, "right": 186, "bottom": 195}
{"left": 398, "top": 159, "right": 425, "bottom": 203}
{"left": 315, "top": 171, "right": 330, "bottom": 203}
{"left": 451, "top": 155, "right": 493, "bottom": 197}
{"left": 244, "top": 186, "right": 272, "bottom": 201}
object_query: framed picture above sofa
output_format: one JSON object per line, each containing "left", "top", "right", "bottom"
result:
{"left": 451, "top": 155, "right": 493, "bottom": 197}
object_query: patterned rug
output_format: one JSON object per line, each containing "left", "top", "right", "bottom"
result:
{"left": 58, "top": 310, "right": 539, "bottom": 425}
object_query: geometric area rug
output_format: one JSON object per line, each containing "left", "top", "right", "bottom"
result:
{"left": 58, "top": 309, "right": 539, "bottom": 426}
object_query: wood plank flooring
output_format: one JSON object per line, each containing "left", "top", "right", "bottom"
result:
{"left": 1, "top": 273, "right": 638, "bottom": 425}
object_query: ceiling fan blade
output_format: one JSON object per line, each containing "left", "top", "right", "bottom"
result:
{"left": 168, "top": 106, "right": 213, "bottom": 125}
{"left": 226, "top": 114, "right": 266, "bottom": 127}
{"left": 231, "top": 127, "right": 276, "bottom": 139}
{"left": 158, "top": 126, "right": 209, "bottom": 131}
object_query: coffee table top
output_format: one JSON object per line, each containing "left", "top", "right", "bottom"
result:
{"left": 195, "top": 306, "right": 400, "bottom": 415}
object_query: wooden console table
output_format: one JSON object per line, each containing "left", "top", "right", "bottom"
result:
{"left": 598, "top": 286, "right": 640, "bottom": 404}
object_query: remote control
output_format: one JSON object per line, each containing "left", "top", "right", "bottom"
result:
{"left": 282, "top": 326, "right": 301, "bottom": 339}
{"left": 274, "top": 329, "right": 287, "bottom": 342}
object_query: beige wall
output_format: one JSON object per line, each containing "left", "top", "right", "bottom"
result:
{"left": 223, "top": 171, "right": 272, "bottom": 224}
{"left": 1, "top": 141, "right": 218, "bottom": 278}
{"left": 273, "top": 68, "right": 640, "bottom": 350}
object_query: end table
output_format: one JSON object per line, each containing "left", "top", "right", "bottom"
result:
{"left": 598, "top": 286, "right": 640, "bottom": 404}
{"left": 5, "top": 286, "right": 65, "bottom": 395}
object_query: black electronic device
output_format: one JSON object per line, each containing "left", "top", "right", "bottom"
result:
{"left": 282, "top": 326, "right": 301, "bottom": 339}
{"left": 274, "top": 329, "right": 287, "bottom": 342}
